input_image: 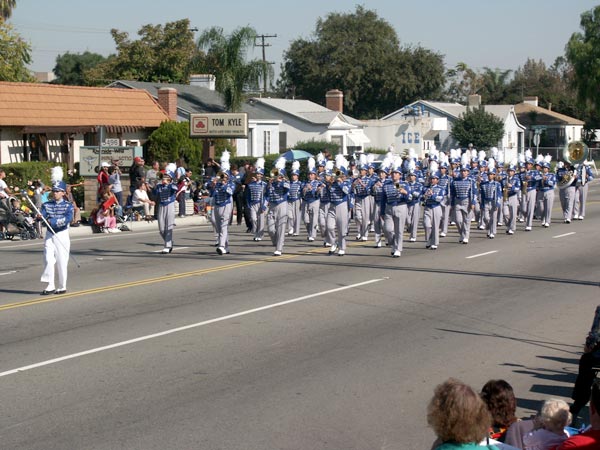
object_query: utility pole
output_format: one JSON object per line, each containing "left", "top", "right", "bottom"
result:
{"left": 255, "top": 34, "right": 277, "bottom": 94}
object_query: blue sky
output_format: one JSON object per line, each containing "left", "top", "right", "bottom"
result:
{"left": 10, "top": 0, "right": 599, "bottom": 79}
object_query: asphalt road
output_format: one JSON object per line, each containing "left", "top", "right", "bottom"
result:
{"left": 1, "top": 185, "right": 599, "bottom": 450}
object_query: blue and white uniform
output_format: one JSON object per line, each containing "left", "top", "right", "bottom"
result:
{"left": 212, "top": 178, "right": 235, "bottom": 254}
{"left": 423, "top": 182, "right": 445, "bottom": 248}
{"left": 153, "top": 177, "right": 178, "bottom": 251}
{"left": 450, "top": 172, "right": 476, "bottom": 243}
{"left": 287, "top": 178, "right": 303, "bottom": 236}
{"left": 326, "top": 178, "right": 351, "bottom": 255}
{"left": 266, "top": 179, "right": 290, "bottom": 254}
{"left": 380, "top": 176, "right": 411, "bottom": 256}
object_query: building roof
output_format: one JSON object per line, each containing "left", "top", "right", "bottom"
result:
{"left": 383, "top": 100, "right": 519, "bottom": 124}
{"left": 109, "top": 80, "right": 276, "bottom": 121}
{"left": 249, "top": 98, "right": 363, "bottom": 126}
{"left": 514, "top": 102, "right": 585, "bottom": 126}
{"left": 0, "top": 81, "right": 170, "bottom": 132}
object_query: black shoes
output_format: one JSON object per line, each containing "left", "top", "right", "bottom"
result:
{"left": 40, "top": 289, "right": 55, "bottom": 295}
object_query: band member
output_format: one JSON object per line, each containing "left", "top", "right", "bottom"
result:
{"left": 557, "top": 161, "right": 576, "bottom": 223}
{"left": 574, "top": 160, "right": 594, "bottom": 220}
{"left": 40, "top": 167, "right": 74, "bottom": 295}
{"left": 153, "top": 165, "right": 178, "bottom": 254}
{"left": 302, "top": 158, "right": 321, "bottom": 242}
{"left": 266, "top": 158, "right": 290, "bottom": 256}
{"left": 423, "top": 164, "right": 445, "bottom": 250}
{"left": 287, "top": 161, "right": 303, "bottom": 236}
{"left": 212, "top": 168, "right": 235, "bottom": 255}
{"left": 438, "top": 160, "right": 452, "bottom": 238}
{"left": 522, "top": 157, "right": 541, "bottom": 231}
{"left": 319, "top": 160, "right": 332, "bottom": 247}
{"left": 406, "top": 160, "right": 423, "bottom": 243}
{"left": 539, "top": 158, "right": 556, "bottom": 228}
{"left": 371, "top": 163, "right": 389, "bottom": 248}
{"left": 502, "top": 164, "right": 521, "bottom": 235}
{"left": 246, "top": 158, "right": 267, "bottom": 241}
{"left": 381, "top": 162, "right": 411, "bottom": 258}
{"left": 479, "top": 166, "right": 502, "bottom": 239}
{"left": 326, "top": 156, "right": 351, "bottom": 256}
{"left": 352, "top": 161, "right": 373, "bottom": 241}
{"left": 451, "top": 156, "right": 476, "bottom": 244}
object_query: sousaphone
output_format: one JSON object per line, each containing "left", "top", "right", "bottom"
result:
{"left": 563, "top": 141, "right": 589, "bottom": 165}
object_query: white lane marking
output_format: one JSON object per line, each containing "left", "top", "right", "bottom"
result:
{"left": 553, "top": 232, "right": 576, "bottom": 239}
{"left": 0, "top": 271, "right": 17, "bottom": 276}
{"left": 152, "top": 247, "right": 189, "bottom": 253}
{"left": 466, "top": 250, "right": 498, "bottom": 259}
{"left": 0, "top": 278, "right": 385, "bottom": 378}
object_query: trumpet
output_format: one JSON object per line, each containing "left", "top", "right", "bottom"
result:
{"left": 216, "top": 171, "right": 228, "bottom": 180}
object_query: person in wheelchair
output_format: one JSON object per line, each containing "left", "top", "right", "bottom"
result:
{"left": 131, "top": 181, "right": 155, "bottom": 219}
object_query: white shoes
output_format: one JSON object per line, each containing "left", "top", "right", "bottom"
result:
{"left": 507, "top": 230, "right": 514, "bottom": 235}
{"left": 488, "top": 234, "right": 495, "bottom": 239}
{"left": 462, "top": 239, "right": 469, "bottom": 244}
{"left": 409, "top": 238, "right": 416, "bottom": 242}
{"left": 329, "top": 243, "right": 338, "bottom": 254}
{"left": 543, "top": 223, "right": 550, "bottom": 228}
{"left": 337, "top": 250, "right": 345, "bottom": 256}
{"left": 273, "top": 250, "right": 282, "bottom": 256}
{"left": 392, "top": 250, "right": 401, "bottom": 258}
{"left": 440, "top": 232, "right": 446, "bottom": 237}
{"left": 216, "top": 247, "right": 226, "bottom": 255}
{"left": 431, "top": 245, "right": 438, "bottom": 250}
{"left": 307, "top": 237, "right": 315, "bottom": 242}
{"left": 361, "top": 236, "right": 368, "bottom": 241}
{"left": 525, "top": 226, "right": 532, "bottom": 231}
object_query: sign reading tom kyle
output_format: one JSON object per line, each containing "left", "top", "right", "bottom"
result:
{"left": 190, "top": 113, "right": 248, "bottom": 138}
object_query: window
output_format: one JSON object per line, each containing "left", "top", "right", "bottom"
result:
{"left": 263, "top": 130, "right": 271, "bottom": 154}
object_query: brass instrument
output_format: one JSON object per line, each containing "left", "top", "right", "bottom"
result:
{"left": 216, "top": 171, "right": 228, "bottom": 181}
{"left": 558, "top": 170, "right": 575, "bottom": 190}
{"left": 563, "top": 141, "right": 589, "bottom": 166}
{"left": 503, "top": 177, "right": 510, "bottom": 202}
{"left": 521, "top": 172, "right": 528, "bottom": 195}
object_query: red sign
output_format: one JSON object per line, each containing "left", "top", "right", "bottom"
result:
{"left": 192, "top": 116, "right": 208, "bottom": 134}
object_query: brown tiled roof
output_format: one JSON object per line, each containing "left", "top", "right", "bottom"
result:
{"left": 0, "top": 81, "right": 171, "bottom": 131}
{"left": 514, "top": 102, "right": 585, "bottom": 126}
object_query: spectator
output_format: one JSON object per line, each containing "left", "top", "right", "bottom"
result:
{"left": 129, "top": 156, "right": 146, "bottom": 195}
{"left": 176, "top": 167, "right": 190, "bottom": 217}
{"left": 97, "top": 161, "right": 110, "bottom": 202}
{"left": 558, "top": 379, "right": 600, "bottom": 448}
{"left": 108, "top": 164, "right": 123, "bottom": 207}
{"left": 522, "top": 398, "right": 571, "bottom": 450}
{"left": 145, "top": 161, "right": 160, "bottom": 190}
{"left": 65, "top": 184, "right": 82, "bottom": 227}
{"left": 481, "top": 379, "right": 519, "bottom": 442}
{"left": 570, "top": 334, "right": 600, "bottom": 421}
{"left": 132, "top": 180, "right": 154, "bottom": 218}
{"left": 96, "top": 192, "right": 120, "bottom": 233}
{"left": 427, "top": 378, "right": 498, "bottom": 449}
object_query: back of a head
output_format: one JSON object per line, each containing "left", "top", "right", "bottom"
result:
{"left": 427, "top": 378, "right": 491, "bottom": 444}
{"left": 481, "top": 379, "right": 517, "bottom": 428}
{"left": 539, "top": 398, "right": 572, "bottom": 433}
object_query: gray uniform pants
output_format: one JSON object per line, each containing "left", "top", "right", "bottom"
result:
{"left": 454, "top": 198, "right": 471, "bottom": 241}
{"left": 249, "top": 203, "right": 265, "bottom": 239}
{"left": 215, "top": 202, "right": 232, "bottom": 251}
{"left": 268, "top": 201, "right": 288, "bottom": 252}
{"left": 524, "top": 189, "right": 537, "bottom": 228}
{"left": 158, "top": 202, "right": 175, "bottom": 249}
{"left": 541, "top": 190, "right": 555, "bottom": 225}
{"left": 482, "top": 202, "right": 498, "bottom": 235}
{"left": 303, "top": 200, "right": 320, "bottom": 239}
{"left": 503, "top": 195, "right": 519, "bottom": 232}
{"left": 326, "top": 202, "right": 348, "bottom": 251}
{"left": 407, "top": 203, "right": 420, "bottom": 240}
{"left": 354, "top": 196, "right": 370, "bottom": 238}
{"left": 440, "top": 196, "right": 450, "bottom": 234}
{"left": 384, "top": 203, "right": 408, "bottom": 253}
{"left": 423, "top": 206, "right": 441, "bottom": 247}
{"left": 287, "top": 200, "right": 301, "bottom": 235}
{"left": 574, "top": 184, "right": 589, "bottom": 218}
{"left": 319, "top": 202, "right": 330, "bottom": 240}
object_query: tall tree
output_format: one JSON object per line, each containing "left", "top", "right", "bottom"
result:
{"left": 443, "top": 62, "right": 482, "bottom": 103}
{"left": 566, "top": 5, "right": 600, "bottom": 115}
{"left": 279, "top": 5, "right": 445, "bottom": 119}
{"left": 479, "top": 67, "right": 512, "bottom": 104}
{"left": 85, "top": 19, "right": 202, "bottom": 85}
{"left": 451, "top": 105, "right": 505, "bottom": 149}
{"left": 0, "top": 21, "right": 34, "bottom": 82}
{"left": 53, "top": 51, "right": 107, "bottom": 85}
{"left": 196, "top": 26, "right": 265, "bottom": 112}
{"left": 0, "top": 0, "right": 15, "bottom": 20}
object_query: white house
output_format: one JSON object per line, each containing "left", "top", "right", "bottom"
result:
{"left": 367, "top": 95, "right": 526, "bottom": 161}
{"left": 244, "top": 90, "right": 370, "bottom": 155}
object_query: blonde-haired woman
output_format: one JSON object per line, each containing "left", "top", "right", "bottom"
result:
{"left": 523, "top": 398, "right": 572, "bottom": 450}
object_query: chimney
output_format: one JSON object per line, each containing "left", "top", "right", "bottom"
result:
{"left": 523, "top": 96, "right": 538, "bottom": 107}
{"left": 157, "top": 87, "right": 178, "bottom": 120}
{"left": 467, "top": 94, "right": 481, "bottom": 108}
{"left": 326, "top": 89, "right": 343, "bottom": 113}
{"left": 190, "top": 74, "right": 216, "bottom": 90}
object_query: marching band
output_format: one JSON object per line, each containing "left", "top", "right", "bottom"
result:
{"left": 197, "top": 147, "right": 594, "bottom": 258}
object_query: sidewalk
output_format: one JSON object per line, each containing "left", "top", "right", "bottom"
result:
{"left": 69, "top": 214, "right": 209, "bottom": 238}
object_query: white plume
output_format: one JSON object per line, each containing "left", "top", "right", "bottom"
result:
{"left": 490, "top": 147, "right": 498, "bottom": 159}
{"left": 316, "top": 152, "right": 325, "bottom": 164}
{"left": 408, "top": 159, "right": 416, "bottom": 173}
{"left": 525, "top": 149, "right": 532, "bottom": 160}
{"left": 359, "top": 153, "right": 367, "bottom": 167}
{"left": 488, "top": 158, "right": 496, "bottom": 171}
{"left": 535, "top": 153, "right": 544, "bottom": 164}
{"left": 275, "top": 157, "right": 287, "bottom": 170}
{"left": 307, "top": 157, "right": 315, "bottom": 172}
{"left": 497, "top": 151, "right": 505, "bottom": 165}
{"left": 366, "top": 153, "right": 375, "bottom": 164}
{"left": 408, "top": 148, "right": 416, "bottom": 159}
{"left": 470, "top": 149, "right": 477, "bottom": 160}
{"left": 51, "top": 166, "right": 64, "bottom": 184}
{"left": 256, "top": 157, "right": 265, "bottom": 170}
{"left": 518, "top": 153, "right": 525, "bottom": 164}
{"left": 335, "top": 153, "right": 348, "bottom": 170}
{"left": 220, "top": 150, "right": 230, "bottom": 165}
{"left": 325, "top": 160, "right": 334, "bottom": 172}
{"left": 165, "top": 162, "right": 176, "bottom": 174}
{"left": 478, "top": 150, "right": 486, "bottom": 162}
{"left": 461, "top": 151, "right": 471, "bottom": 167}
{"left": 292, "top": 161, "right": 300, "bottom": 172}
{"left": 429, "top": 160, "right": 439, "bottom": 174}
{"left": 544, "top": 153, "right": 552, "bottom": 164}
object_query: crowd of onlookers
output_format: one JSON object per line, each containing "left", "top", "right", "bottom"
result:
{"left": 428, "top": 311, "right": 600, "bottom": 449}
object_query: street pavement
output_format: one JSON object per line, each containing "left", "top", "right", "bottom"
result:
{"left": 0, "top": 182, "right": 599, "bottom": 449}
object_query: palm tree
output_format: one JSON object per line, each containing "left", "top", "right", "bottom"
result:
{"left": 196, "top": 26, "right": 266, "bottom": 112}
{"left": 0, "top": 0, "right": 16, "bottom": 20}
{"left": 479, "top": 67, "right": 513, "bottom": 104}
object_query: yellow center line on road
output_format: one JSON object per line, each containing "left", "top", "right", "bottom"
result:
{"left": 0, "top": 250, "right": 310, "bottom": 312}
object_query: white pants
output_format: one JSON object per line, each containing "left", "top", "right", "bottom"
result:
{"left": 41, "top": 228, "right": 70, "bottom": 291}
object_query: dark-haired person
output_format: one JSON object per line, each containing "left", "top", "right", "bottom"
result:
{"left": 481, "top": 379, "right": 518, "bottom": 443}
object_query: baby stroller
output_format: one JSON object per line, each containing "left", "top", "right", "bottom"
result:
{"left": 0, "top": 197, "right": 39, "bottom": 240}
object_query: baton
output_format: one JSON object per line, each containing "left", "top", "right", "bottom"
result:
{"left": 24, "top": 194, "right": 81, "bottom": 268}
